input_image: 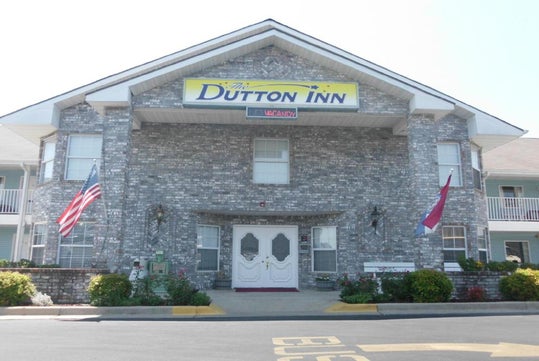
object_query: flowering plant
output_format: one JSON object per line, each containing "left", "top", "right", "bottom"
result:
{"left": 315, "top": 273, "right": 331, "bottom": 281}
{"left": 338, "top": 273, "right": 379, "bottom": 303}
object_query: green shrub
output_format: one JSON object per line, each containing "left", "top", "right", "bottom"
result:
{"left": 517, "top": 268, "right": 539, "bottom": 285}
{"left": 191, "top": 291, "right": 212, "bottom": 306}
{"left": 0, "top": 259, "right": 59, "bottom": 269}
{"left": 165, "top": 271, "right": 211, "bottom": 306}
{"left": 520, "top": 263, "right": 539, "bottom": 271}
{"left": 165, "top": 273, "right": 196, "bottom": 305}
{"left": 499, "top": 269, "right": 539, "bottom": 301}
{"left": 457, "top": 257, "right": 485, "bottom": 271}
{"left": 0, "top": 271, "right": 36, "bottom": 306}
{"left": 0, "top": 259, "right": 14, "bottom": 268}
{"left": 404, "top": 269, "right": 453, "bottom": 303}
{"left": 88, "top": 273, "right": 132, "bottom": 306}
{"left": 341, "top": 293, "right": 373, "bottom": 304}
{"left": 380, "top": 273, "right": 411, "bottom": 302}
{"left": 485, "top": 261, "right": 518, "bottom": 273}
{"left": 338, "top": 273, "right": 378, "bottom": 302}
{"left": 130, "top": 276, "right": 165, "bottom": 306}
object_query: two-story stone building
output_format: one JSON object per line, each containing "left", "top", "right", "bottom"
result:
{"left": 0, "top": 19, "right": 525, "bottom": 289}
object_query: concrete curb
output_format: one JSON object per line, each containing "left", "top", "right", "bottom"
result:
{"left": 0, "top": 304, "right": 225, "bottom": 317}
{"left": 1, "top": 301, "right": 539, "bottom": 319}
{"left": 377, "top": 301, "right": 539, "bottom": 315}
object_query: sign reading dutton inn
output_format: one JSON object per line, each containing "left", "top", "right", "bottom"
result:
{"left": 183, "top": 78, "right": 359, "bottom": 109}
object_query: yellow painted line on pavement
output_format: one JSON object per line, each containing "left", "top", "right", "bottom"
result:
{"left": 358, "top": 342, "right": 539, "bottom": 358}
{"left": 325, "top": 302, "right": 378, "bottom": 313}
{"left": 171, "top": 304, "right": 225, "bottom": 316}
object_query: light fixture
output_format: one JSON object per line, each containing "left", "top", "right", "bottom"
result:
{"left": 370, "top": 206, "right": 381, "bottom": 230}
{"left": 156, "top": 204, "right": 165, "bottom": 227}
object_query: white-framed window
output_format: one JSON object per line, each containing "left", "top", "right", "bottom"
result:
{"left": 505, "top": 240, "right": 530, "bottom": 263}
{"left": 58, "top": 223, "right": 95, "bottom": 268}
{"left": 471, "top": 147, "right": 482, "bottom": 190}
{"left": 437, "top": 143, "right": 462, "bottom": 186}
{"left": 196, "top": 225, "right": 220, "bottom": 271}
{"left": 442, "top": 226, "right": 467, "bottom": 262}
{"left": 312, "top": 226, "right": 337, "bottom": 272}
{"left": 253, "top": 138, "right": 289, "bottom": 184}
{"left": 477, "top": 227, "right": 488, "bottom": 263}
{"left": 442, "top": 226, "right": 466, "bottom": 263}
{"left": 65, "top": 135, "right": 102, "bottom": 180}
{"left": 31, "top": 223, "right": 47, "bottom": 265}
{"left": 40, "top": 140, "right": 56, "bottom": 183}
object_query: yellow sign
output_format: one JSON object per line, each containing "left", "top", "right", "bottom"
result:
{"left": 184, "top": 78, "right": 359, "bottom": 109}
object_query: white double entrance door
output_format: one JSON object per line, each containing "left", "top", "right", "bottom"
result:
{"left": 232, "top": 225, "right": 298, "bottom": 289}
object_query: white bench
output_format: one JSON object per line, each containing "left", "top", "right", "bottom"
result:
{"left": 363, "top": 262, "right": 416, "bottom": 273}
{"left": 443, "top": 262, "right": 462, "bottom": 272}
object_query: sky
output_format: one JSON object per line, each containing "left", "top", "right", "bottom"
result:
{"left": 1, "top": 0, "right": 538, "bottom": 137}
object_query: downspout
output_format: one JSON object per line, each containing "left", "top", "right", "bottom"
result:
{"left": 13, "top": 163, "right": 30, "bottom": 261}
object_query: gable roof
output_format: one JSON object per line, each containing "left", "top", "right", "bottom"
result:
{"left": 0, "top": 19, "right": 525, "bottom": 150}
{"left": 483, "top": 138, "right": 539, "bottom": 178}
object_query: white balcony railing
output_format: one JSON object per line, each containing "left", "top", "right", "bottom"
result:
{"left": 487, "top": 197, "right": 539, "bottom": 221}
{"left": 0, "top": 189, "right": 22, "bottom": 214}
{"left": 0, "top": 189, "right": 33, "bottom": 214}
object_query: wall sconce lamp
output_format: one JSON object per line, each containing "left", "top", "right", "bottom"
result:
{"left": 156, "top": 204, "right": 165, "bottom": 227}
{"left": 370, "top": 206, "right": 382, "bottom": 230}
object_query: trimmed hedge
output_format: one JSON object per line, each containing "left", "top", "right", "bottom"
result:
{"left": 0, "top": 271, "right": 37, "bottom": 306}
{"left": 499, "top": 269, "right": 539, "bottom": 301}
{"left": 404, "top": 269, "right": 453, "bottom": 303}
{"left": 88, "top": 274, "right": 132, "bottom": 306}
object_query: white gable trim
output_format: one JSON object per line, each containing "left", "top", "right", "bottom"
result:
{"left": 0, "top": 19, "right": 525, "bottom": 148}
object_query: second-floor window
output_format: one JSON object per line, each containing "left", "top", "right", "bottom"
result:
{"left": 437, "top": 143, "right": 462, "bottom": 186}
{"left": 471, "top": 148, "right": 481, "bottom": 190}
{"left": 65, "top": 135, "right": 102, "bottom": 180}
{"left": 253, "top": 139, "right": 289, "bottom": 184}
{"left": 40, "top": 141, "right": 56, "bottom": 183}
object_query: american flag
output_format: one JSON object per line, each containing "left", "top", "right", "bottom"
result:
{"left": 56, "top": 164, "right": 102, "bottom": 237}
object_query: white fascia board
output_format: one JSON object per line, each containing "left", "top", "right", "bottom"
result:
{"left": 468, "top": 112, "right": 526, "bottom": 137}
{"left": 85, "top": 87, "right": 132, "bottom": 116}
{"left": 0, "top": 101, "right": 59, "bottom": 127}
{"left": 409, "top": 92, "right": 454, "bottom": 120}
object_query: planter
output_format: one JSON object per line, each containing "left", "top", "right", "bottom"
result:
{"left": 214, "top": 279, "right": 232, "bottom": 289}
{"left": 315, "top": 279, "right": 335, "bottom": 291}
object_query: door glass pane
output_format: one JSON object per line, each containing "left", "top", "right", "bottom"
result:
{"left": 272, "top": 233, "right": 290, "bottom": 262}
{"left": 241, "top": 233, "right": 259, "bottom": 261}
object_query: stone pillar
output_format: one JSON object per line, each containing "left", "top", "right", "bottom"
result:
{"left": 406, "top": 113, "right": 443, "bottom": 269}
{"left": 98, "top": 107, "right": 133, "bottom": 271}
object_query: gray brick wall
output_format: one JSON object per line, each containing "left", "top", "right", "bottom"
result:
{"left": 30, "top": 45, "right": 487, "bottom": 289}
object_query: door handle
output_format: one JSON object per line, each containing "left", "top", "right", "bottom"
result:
{"left": 262, "top": 256, "right": 271, "bottom": 269}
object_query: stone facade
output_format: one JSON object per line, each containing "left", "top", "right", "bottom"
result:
{"left": 30, "top": 45, "right": 488, "bottom": 290}
{"left": 447, "top": 271, "right": 505, "bottom": 301}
